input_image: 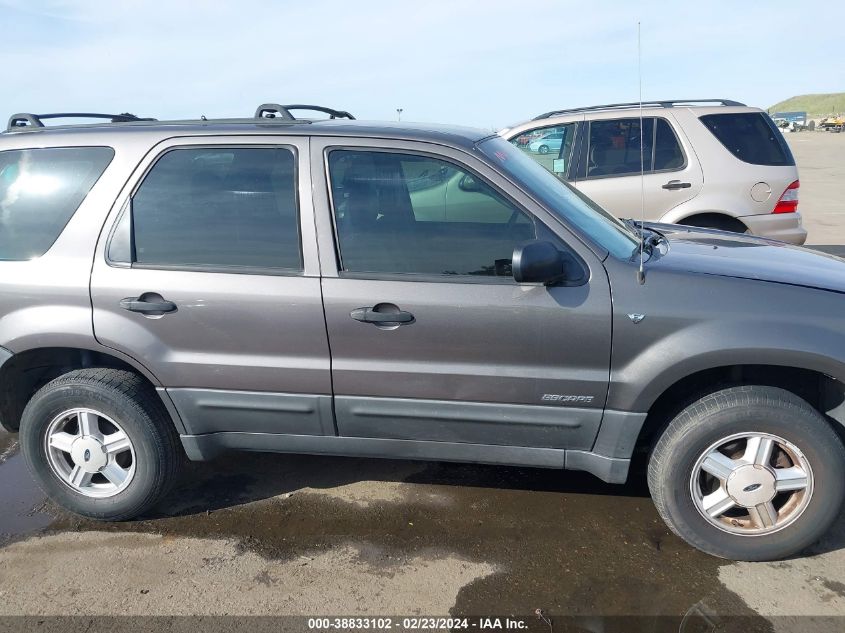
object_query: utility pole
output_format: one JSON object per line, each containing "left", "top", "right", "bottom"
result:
{"left": 396, "top": 108, "right": 403, "bottom": 122}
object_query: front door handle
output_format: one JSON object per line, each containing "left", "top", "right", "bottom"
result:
{"left": 350, "top": 306, "right": 414, "bottom": 324}
{"left": 120, "top": 295, "right": 177, "bottom": 315}
{"left": 662, "top": 180, "right": 692, "bottom": 190}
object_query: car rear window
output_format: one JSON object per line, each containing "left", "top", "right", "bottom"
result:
{"left": 0, "top": 146, "right": 114, "bottom": 261}
{"left": 699, "top": 112, "right": 795, "bottom": 166}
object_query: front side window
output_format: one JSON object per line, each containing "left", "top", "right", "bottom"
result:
{"left": 509, "top": 123, "right": 577, "bottom": 180}
{"left": 328, "top": 150, "right": 537, "bottom": 277}
{"left": 0, "top": 147, "right": 114, "bottom": 261}
{"left": 131, "top": 147, "right": 301, "bottom": 270}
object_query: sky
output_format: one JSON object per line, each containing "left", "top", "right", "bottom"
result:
{"left": 2, "top": 0, "right": 842, "bottom": 130}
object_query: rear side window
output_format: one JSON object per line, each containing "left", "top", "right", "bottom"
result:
{"left": 653, "top": 118, "right": 685, "bottom": 170}
{"left": 0, "top": 147, "right": 114, "bottom": 261}
{"left": 699, "top": 112, "right": 795, "bottom": 166}
{"left": 131, "top": 147, "right": 301, "bottom": 271}
{"left": 585, "top": 118, "right": 655, "bottom": 178}
{"left": 581, "top": 117, "right": 685, "bottom": 179}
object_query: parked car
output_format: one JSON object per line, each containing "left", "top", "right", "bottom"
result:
{"left": 528, "top": 131, "right": 564, "bottom": 154}
{"left": 503, "top": 99, "right": 807, "bottom": 244}
{"left": 2, "top": 103, "right": 845, "bottom": 561}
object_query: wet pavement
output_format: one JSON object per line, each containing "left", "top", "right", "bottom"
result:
{"left": 3, "top": 428, "right": 845, "bottom": 631}
{"left": 3, "top": 142, "right": 845, "bottom": 627}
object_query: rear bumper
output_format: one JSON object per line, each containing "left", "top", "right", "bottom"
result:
{"left": 739, "top": 212, "right": 807, "bottom": 245}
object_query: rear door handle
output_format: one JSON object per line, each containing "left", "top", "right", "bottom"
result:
{"left": 350, "top": 307, "right": 414, "bottom": 324}
{"left": 662, "top": 180, "right": 692, "bottom": 190}
{"left": 120, "top": 296, "right": 177, "bottom": 314}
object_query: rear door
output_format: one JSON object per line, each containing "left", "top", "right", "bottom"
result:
{"left": 573, "top": 114, "right": 703, "bottom": 221}
{"left": 91, "top": 136, "right": 334, "bottom": 438}
{"left": 312, "top": 137, "right": 612, "bottom": 451}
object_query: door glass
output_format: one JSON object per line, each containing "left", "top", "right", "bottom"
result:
{"left": 131, "top": 147, "right": 301, "bottom": 270}
{"left": 509, "top": 123, "right": 576, "bottom": 180}
{"left": 585, "top": 118, "right": 654, "bottom": 178}
{"left": 328, "top": 150, "right": 536, "bottom": 277}
{"left": 653, "top": 118, "right": 685, "bottom": 170}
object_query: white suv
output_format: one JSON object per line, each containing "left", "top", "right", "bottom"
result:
{"left": 502, "top": 99, "right": 806, "bottom": 244}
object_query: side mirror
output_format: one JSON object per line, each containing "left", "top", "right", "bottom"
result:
{"left": 458, "top": 174, "right": 484, "bottom": 193}
{"left": 512, "top": 240, "right": 566, "bottom": 285}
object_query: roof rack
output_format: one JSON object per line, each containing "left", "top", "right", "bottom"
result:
{"left": 254, "top": 103, "right": 355, "bottom": 120}
{"left": 4, "top": 102, "right": 356, "bottom": 134}
{"left": 7, "top": 112, "right": 156, "bottom": 132}
{"left": 534, "top": 99, "right": 746, "bottom": 120}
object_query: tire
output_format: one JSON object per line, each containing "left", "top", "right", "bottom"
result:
{"left": 648, "top": 385, "right": 845, "bottom": 561}
{"left": 20, "top": 368, "right": 183, "bottom": 521}
{"left": 538, "top": 145, "right": 550, "bottom": 154}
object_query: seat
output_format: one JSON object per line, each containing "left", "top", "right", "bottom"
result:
{"left": 335, "top": 154, "right": 418, "bottom": 273}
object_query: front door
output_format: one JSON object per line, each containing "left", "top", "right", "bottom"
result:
{"left": 313, "top": 139, "right": 612, "bottom": 450}
{"left": 91, "top": 137, "right": 334, "bottom": 437}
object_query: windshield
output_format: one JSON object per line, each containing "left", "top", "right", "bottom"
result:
{"left": 478, "top": 136, "right": 638, "bottom": 259}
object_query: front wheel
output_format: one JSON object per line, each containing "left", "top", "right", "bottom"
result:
{"left": 20, "top": 368, "right": 183, "bottom": 520}
{"left": 648, "top": 385, "right": 845, "bottom": 560}
{"left": 538, "top": 145, "right": 550, "bottom": 154}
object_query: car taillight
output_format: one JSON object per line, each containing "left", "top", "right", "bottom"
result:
{"left": 773, "top": 180, "right": 799, "bottom": 214}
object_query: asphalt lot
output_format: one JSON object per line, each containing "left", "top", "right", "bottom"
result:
{"left": 0, "top": 131, "right": 843, "bottom": 631}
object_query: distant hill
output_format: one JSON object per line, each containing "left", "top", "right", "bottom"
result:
{"left": 769, "top": 93, "right": 845, "bottom": 116}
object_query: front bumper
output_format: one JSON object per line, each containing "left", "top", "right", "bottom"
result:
{"left": 739, "top": 212, "right": 807, "bottom": 245}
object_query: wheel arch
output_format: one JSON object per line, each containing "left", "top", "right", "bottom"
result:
{"left": 0, "top": 346, "right": 183, "bottom": 433}
{"left": 633, "top": 364, "right": 845, "bottom": 459}
{"left": 664, "top": 211, "right": 748, "bottom": 232}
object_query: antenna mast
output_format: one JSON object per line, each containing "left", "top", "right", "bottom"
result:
{"left": 636, "top": 21, "right": 646, "bottom": 285}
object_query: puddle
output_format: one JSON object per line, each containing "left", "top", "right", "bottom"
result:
{"left": 0, "top": 434, "right": 54, "bottom": 544}
{"left": 0, "top": 431, "right": 19, "bottom": 462}
{"left": 37, "top": 452, "right": 771, "bottom": 627}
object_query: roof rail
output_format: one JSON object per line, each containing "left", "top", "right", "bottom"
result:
{"left": 4, "top": 103, "right": 357, "bottom": 134}
{"left": 254, "top": 103, "right": 355, "bottom": 120}
{"left": 6, "top": 112, "right": 156, "bottom": 132}
{"left": 534, "top": 99, "right": 746, "bottom": 120}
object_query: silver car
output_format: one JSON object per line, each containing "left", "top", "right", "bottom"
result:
{"left": 502, "top": 99, "right": 806, "bottom": 244}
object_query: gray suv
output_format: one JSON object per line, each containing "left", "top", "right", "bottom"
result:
{"left": 2, "top": 104, "right": 844, "bottom": 562}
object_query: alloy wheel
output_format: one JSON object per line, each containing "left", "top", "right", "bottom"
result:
{"left": 44, "top": 408, "right": 136, "bottom": 498}
{"left": 689, "top": 432, "right": 813, "bottom": 535}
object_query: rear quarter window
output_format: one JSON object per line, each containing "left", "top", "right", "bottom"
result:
{"left": 0, "top": 146, "right": 114, "bottom": 260}
{"left": 699, "top": 112, "right": 795, "bottom": 166}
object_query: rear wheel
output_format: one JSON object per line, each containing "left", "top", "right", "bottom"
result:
{"left": 648, "top": 386, "right": 845, "bottom": 560}
{"left": 20, "top": 368, "right": 183, "bottom": 520}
